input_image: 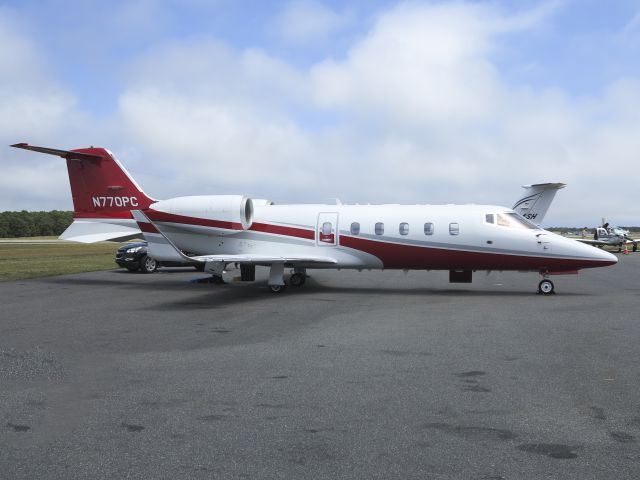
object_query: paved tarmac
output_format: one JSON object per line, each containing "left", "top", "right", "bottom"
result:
{"left": 1, "top": 255, "right": 639, "bottom": 479}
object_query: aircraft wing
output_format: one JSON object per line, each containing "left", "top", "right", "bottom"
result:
{"left": 575, "top": 239, "right": 608, "bottom": 247}
{"left": 131, "top": 209, "right": 337, "bottom": 266}
{"left": 190, "top": 254, "right": 337, "bottom": 265}
{"left": 577, "top": 237, "right": 639, "bottom": 246}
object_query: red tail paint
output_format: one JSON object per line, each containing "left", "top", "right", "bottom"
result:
{"left": 11, "top": 144, "right": 155, "bottom": 219}
{"left": 65, "top": 148, "right": 154, "bottom": 218}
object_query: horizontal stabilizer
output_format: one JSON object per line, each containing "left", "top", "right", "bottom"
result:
{"left": 59, "top": 219, "right": 142, "bottom": 243}
{"left": 11, "top": 143, "right": 103, "bottom": 161}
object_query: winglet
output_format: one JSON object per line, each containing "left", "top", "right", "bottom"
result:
{"left": 132, "top": 210, "right": 201, "bottom": 264}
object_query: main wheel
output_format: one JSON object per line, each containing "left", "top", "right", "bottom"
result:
{"left": 633, "top": 243, "right": 638, "bottom": 252}
{"left": 139, "top": 255, "right": 158, "bottom": 273}
{"left": 289, "top": 273, "right": 306, "bottom": 287}
{"left": 538, "top": 279, "right": 555, "bottom": 295}
{"left": 268, "top": 284, "right": 285, "bottom": 293}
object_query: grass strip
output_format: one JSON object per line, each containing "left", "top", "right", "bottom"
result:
{"left": 0, "top": 242, "right": 121, "bottom": 281}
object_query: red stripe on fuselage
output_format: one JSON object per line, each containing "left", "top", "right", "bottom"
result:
{"left": 249, "top": 222, "right": 315, "bottom": 240}
{"left": 339, "top": 235, "right": 614, "bottom": 271}
{"left": 142, "top": 211, "right": 315, "bottom": 241}
{"left": 146, "top": 210, "right": 244, "bottom": 230}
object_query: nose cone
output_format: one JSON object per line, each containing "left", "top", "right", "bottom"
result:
{"left": 592, "top": 247, "right": 618, "bottom": 266}
{"left": 575, "top": 240, "right": 618, "bottom": 267}
{"left": 555, "top": 235, "right": 618, "bottom": 269}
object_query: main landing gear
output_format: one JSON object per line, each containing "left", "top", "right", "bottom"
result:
{"left": 289, "top": 272, "right": 307, "bottom": 287}
{"left": 268, "top": 267, "right": 307, "bottom": 293}
{"left": 537, "top": 278, "right": 555, "bottom": 295}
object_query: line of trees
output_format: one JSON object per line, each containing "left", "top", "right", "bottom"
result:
{"left": 0, "top": 211, "right": 73, "bottom": 238}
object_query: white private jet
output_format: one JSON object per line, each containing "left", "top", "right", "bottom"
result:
{"left": 11, "top": 143, "right": 616, "bottom": 295}
{"left": 578, "top": 223, "right": 639, "bottom": 252}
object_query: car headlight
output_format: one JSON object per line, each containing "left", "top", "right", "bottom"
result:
{"left": 126, "top": 246, "right": 143, "bottom": 253}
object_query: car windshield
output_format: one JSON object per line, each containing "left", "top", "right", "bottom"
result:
{"left": 496, "top": 212, "right": 540, "bottom": 230}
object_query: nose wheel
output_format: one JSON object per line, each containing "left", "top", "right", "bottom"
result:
{"left": 537, "top": 279, "right": 555, "bottom": 295}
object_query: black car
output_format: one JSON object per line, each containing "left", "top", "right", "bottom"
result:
{"left": 115, "top": 242, "right": 203, "bottom": 273}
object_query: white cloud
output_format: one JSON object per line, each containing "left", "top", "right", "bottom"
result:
{"left": 0, "top": 7, "right": 121, "bottom": 211}
{"left": 275, "top": 0, "right": 352, "bottom": 44}
{"left": 0, "top": 9, "right": 78, "bottom": 137}
{"left": 2, "top": 1, "right": 640, "bottom": 227}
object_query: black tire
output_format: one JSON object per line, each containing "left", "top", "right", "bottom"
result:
{"left": 240, "top": 264, "right": 256, "bottom": 282}
{"left": 269, "top": 284, "right": 285, "bottom": 293}
{"left": 538, "top": 279, "right": 555, "bottom": 295}
{"left": 194, "top": 264, "right": 206, "bottom": 272}
{"left": 139, "top": 255, "right": 158, "bottom": 273}
{"left": 633, "top": 243, "right": 638, "bottom": 252}
{"left": 289, "top": 273, "right": 306, "bottom": 287}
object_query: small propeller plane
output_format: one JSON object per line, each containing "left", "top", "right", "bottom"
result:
{"left": 578, "top": 222, "right": 639, "bottom": 252}
{"left": 11, "top": 143, "right": 617, "bottom": 294}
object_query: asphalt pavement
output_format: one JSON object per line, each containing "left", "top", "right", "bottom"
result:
{"left": 1, "top": 255, "right": 639, "bottom": 479}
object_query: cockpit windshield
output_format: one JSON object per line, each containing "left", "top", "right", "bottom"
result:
{"left": 486, "top": 212, "right": 540, "bottom": 230}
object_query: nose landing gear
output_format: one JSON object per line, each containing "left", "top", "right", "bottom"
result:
{"left": 537, "top": 279, "right": 555, "bottom": 295}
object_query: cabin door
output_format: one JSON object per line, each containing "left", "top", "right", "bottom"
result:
{"left": 316, "top": 213, "right": 339, "bottom": 246}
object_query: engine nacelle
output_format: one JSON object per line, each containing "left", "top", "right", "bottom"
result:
{"left": 151, "top": 195, "right": 254, "bottom": 230}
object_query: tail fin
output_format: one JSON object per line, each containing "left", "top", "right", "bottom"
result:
{"left": 512, "top": 182, "right": 566, "bottom": 225}
{"left": 11, "top": 143, "right": 156, "bottom": 242}
{"left": 11, "top": 143, "right": 154, "bottom": 217}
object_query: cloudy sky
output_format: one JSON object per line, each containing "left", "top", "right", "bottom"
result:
{"left": 1, "top": 0, "right": 639, "bottom": 226}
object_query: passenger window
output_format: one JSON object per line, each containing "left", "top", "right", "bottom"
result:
{"left": 375, "top": 222, "right": 384, "bottom": 235}
{"left": 449, "top": 222, "right": 459, "bottom": 235}
{"left": 424, "top": 222, "right": 434, "bottom": 235}
{"left": 322, "top": 222, "right": 332, "bottom": 235}
{"left": 399, "top": 222, "right": 409, "bottom": 235}
{"left": 350, "top": 222, "right": 360, "bottom": 235}
{"left": 485, "top": 214, "right": 494, "bottom": 224}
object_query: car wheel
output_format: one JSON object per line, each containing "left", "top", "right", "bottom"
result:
{"left": 139, "top": 255, "right": 158, "bottom": 273}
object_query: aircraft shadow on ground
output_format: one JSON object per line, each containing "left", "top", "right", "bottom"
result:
{"left": 138, "top": 277, "right": 590, "bottom": 311}
{"left": 42, "top": 271, "right": 587, "bottom": 311}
